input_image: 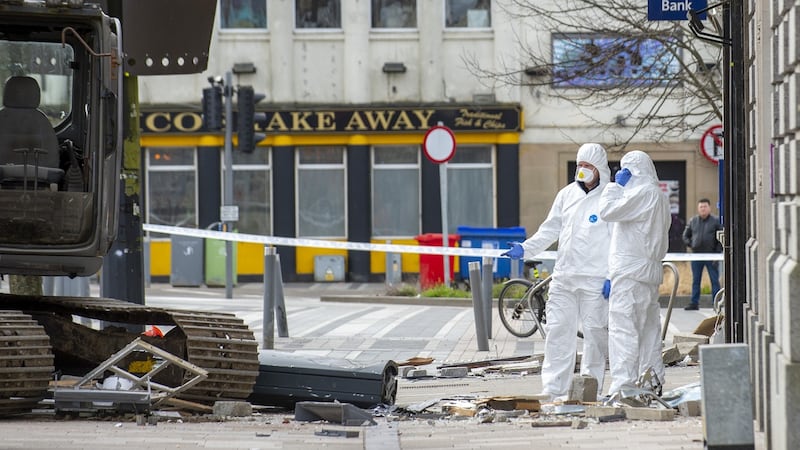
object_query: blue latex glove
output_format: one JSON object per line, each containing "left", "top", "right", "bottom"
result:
{"left": 615, "top": 168, "right": 632, "bottom": 186}
{"left": 602, "top": 279, "right": 611, "bottom": 300}
{"left": 501, "top": 242, "right": 524, "bottom": 259}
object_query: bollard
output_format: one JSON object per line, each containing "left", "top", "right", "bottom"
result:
{"left": 700, "top": 344, "right": 755, "bottom": 449}
{"left": 263, "top": 246, "right": 277, "bottom": 349}
{"left": 509, "top": 256, "right": 520, "bottom": 279}
{"left": 481, "top": 257, "right": 493, "bottom": 339}
{"left": 468, "top": 261, "right": 490, "bottom": 351}
{"left": 274, "top": 254, "right": 289, "bottom": 337}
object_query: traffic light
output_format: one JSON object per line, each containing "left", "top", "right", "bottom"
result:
{"left": 236, "top": 85, "right": 266, "bottom": 153}
{"left": 201, "top": 85, "right": 223, "bottom": 131}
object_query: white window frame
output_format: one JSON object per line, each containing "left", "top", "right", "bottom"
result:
{"left": 218, "top": 0, "right": 268, "bottom": 33}
{"left": 295, "top": 147, "right": 348, "bottom": 238}
{"left": 446, "top": 145, "right": 496, "bottom": 231}
{"left": 222, "top": 149, "right": 273, "bottom": 236}
{"left": 370, "top": 0, "right": 418, "bottom": 30}
{"left": 144, "top": 147, "right": 198, "bottom": 239}
{"left": 294, "top": 0, "right": 343, "bottom": 31}
{"left": 443, "top": 0, "right": 492, "bottom": 29}
{"left": 371, "top": 146, "right": 421, "bottom": 238}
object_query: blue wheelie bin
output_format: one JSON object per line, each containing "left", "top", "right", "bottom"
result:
{"left": 457, "top": 226, "right": 526, "bottom": 281}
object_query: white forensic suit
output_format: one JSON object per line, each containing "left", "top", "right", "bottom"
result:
{"left": 518, "top": 143, "right": 612, "bottom": 400}
{"left": 599, "top": 150, "right": 670, "bottom": 396}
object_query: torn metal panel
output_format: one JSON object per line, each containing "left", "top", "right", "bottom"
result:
{"left": 662, "top": 382, "right": 702, "bottom": 408}
{"left": 294, "top": 401, "right": 376, "bottom": 426}
{"left": 248, "top": 351, "right": 398, "bottom": 408}
{"left": 53, "top": 389, "right": 152, "bottom": 414}
{"left": 55, "top": 337, "right": 208, "bottom": 413}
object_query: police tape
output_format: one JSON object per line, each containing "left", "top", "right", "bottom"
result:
{"left": 143, "top": 224, "right": 723, "bottom": 262}
{"left": 143, "top": 224, "right": 533, "bottom": 258}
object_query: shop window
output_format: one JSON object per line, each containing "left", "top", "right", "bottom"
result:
{"left": 297, "top": 147, "right": 346, "bottom": 238}
{"left": 552, "top": 34, "right": 680, "bottom": 88}
{"left": 220, "top": 0, "right": 267, "bottom": 29}
{"left": 372, "top": 146, "right": 420, "bottom": 237}
{"left": 146, "top": 148, "right": 197, "bottom": 238}
{"left": 446, "top": 146, "right": 494, "bottom": 232}
{"left": 371, "top": 0, "right": 417, "bottom": 28}
{"left": 445, "top": 0, "right": 491, "bottom": 28}
{"left": 230, "top": 150, "right": 271, "bottom": 235}
{"left": 296, "top": 0, "right": 341, "bottom": 28}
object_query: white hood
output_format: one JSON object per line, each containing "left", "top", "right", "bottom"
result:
{"left": 576, "top": 143, "right": 611, "bottom": 185}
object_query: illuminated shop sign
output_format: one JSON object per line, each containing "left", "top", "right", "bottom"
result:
{"left": 141, "top": 106, "right": 522, "bottom": 134}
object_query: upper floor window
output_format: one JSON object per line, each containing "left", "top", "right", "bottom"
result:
{"left": 552, "top": 34, "right": 680, "bottom": 88}
{"left": 220, "top": 0, "right": 267, "bottom": 30}
{"left": 372, "top": 0, "right": 417, "bottom": 29}
{"left": 445, "top": 0, "right": 491, "bottom": 28}
{"left": 296, "top": 0, "right": 341, "bottom": 28}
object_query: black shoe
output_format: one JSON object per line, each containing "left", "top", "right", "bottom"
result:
{"left": 684, "top": 304, "right": 699, "bottom": 310}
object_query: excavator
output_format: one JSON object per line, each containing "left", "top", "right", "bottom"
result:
{"left": 0, "top": 0, "right": 259, "bottom": 416}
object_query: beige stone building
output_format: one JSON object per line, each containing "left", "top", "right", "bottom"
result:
{"left": 138, "top": 1, "right": 720, "bottom": 282}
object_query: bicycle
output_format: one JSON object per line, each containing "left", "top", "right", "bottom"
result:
{"left": 497, "top": 260, "right": 584, "bottom": 339}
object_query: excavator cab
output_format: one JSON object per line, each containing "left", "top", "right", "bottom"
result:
{"left": 0, "top": 0, "right": 258, "bottom": 421}
{"left": 0, "top": 1, "right": 122, "bottom": 276}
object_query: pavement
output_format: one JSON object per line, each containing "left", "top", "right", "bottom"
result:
{"left": 0, "top": 281, "right": 766, "bottom": 449}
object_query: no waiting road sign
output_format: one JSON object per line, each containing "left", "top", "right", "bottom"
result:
{"left": 423, "top": 125, "right": 456, "bottom": 164}
{"left": 700, "top": 124, "right": 723, "bottom": 165}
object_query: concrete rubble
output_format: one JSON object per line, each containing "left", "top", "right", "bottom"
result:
{"left": 32, "top": 350, "right": 716, "bottom": 436}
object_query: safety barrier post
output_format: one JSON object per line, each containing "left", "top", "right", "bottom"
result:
{"left": 274, "top": 253, "right": 288, "bottom": 337}
{"left": 481, "top": 257, "right": 493, "bottom": 339}
{"left": 263, "top": 246, "right": 276, "bottom": 349}
{"left": 468, "top": 261, "right": 489, "bottom": 351}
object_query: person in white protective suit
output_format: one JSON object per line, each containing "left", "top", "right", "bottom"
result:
{"left": 501, "top": 143, "right": 612, "bottom": 401}
{"left": 598, "top": 150, "right": 670, "bottom": 397}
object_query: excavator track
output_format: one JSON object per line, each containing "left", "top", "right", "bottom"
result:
{"left": 0, "top": 294, "right": 259, "bottom": 411}
{"left": 0, "top": 310, "right": 54, "bottom": 416}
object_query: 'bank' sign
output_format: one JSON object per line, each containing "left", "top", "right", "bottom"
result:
{"left": 648, "top": 0, "right": 707, "bottom": 21}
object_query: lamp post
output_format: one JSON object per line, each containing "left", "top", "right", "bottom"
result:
{"left": 222, "top": 71, "right": 235, "bottom": 299}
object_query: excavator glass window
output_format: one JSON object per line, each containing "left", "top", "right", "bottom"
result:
{"left": 0, "top": 28, "right": 94, "bottom": 248}
{"left": 0, "top": 41, "right": 73, "bottom": 127}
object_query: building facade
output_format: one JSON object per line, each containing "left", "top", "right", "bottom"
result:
{"left": 139, "top": 0, "right": 720, "bottom": 282}
{"left": 746, "top": 1, "right": 800, "bottom": 448}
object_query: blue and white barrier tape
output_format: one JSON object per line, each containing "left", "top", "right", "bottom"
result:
{"left": 143, "top": 224, "right": 723, "bottom": 262}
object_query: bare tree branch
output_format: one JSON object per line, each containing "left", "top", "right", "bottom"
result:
{"left": 464, "top": 0, "right": 724, "bottom": 145}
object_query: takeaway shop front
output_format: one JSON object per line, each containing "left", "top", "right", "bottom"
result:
{"left": 140, "top": 104, "right": 522, "bottom": 283}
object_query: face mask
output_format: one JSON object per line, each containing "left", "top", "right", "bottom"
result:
{"left": 670, "top": 204, "right": 679, "bottom": 214}
{"left": 575, "top": 167, "right": 595, "bottom": 184}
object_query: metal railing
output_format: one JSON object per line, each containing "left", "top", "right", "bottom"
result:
{"left": 660, "top": 262, "right": 680, "bottom": 341}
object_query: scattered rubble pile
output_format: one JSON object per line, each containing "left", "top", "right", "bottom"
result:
{"left": 383, "top": 354, "right": 702, "bottom": 428}
{"left": 27, "top": 321, "right": 713, "bottom": 431}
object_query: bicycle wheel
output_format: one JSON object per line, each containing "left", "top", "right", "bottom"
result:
{"left": 498, "top": 279, "right": 546, "bottom": 338}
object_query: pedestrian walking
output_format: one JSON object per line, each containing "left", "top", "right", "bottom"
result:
{"left": 599, "top": 150, "right": 670, "bottom": 397}
{"left": 682, "top": 198, "right": 723, "bottom": 310}
{"left": 502, "top": 143, "right": 612, "bottom": 401}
